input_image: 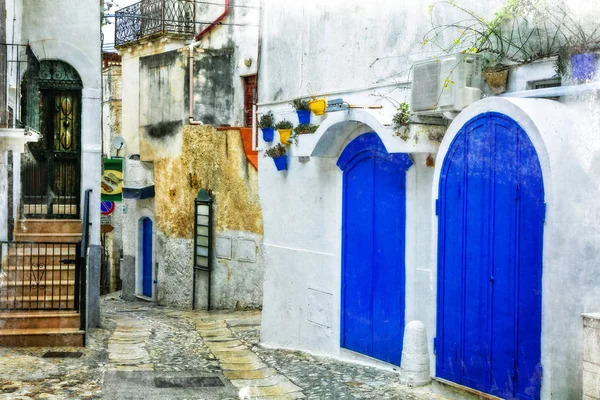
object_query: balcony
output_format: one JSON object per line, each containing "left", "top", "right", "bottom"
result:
{"left": 115, "top": 0, "right": 196, "bottom": 48}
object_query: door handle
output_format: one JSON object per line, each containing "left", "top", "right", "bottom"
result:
{"left": 490, "top": 276, "right": 495, "bottom": 283}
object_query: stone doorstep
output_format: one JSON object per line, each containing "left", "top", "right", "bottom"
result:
{"left": 213, "top": 349, "right": 256, "bottom": 358}
{"left": 205, "top": 340, "right": 244, "bottom": 348}
{"left": 198, "top": 329, "right": 232, "bottom": 337}
{"left": 229, "top": 374, "right": 287, "bottom": 388}
{"left": 241, "top": 380, "right": 304, "bottom": 397}
{"left": 221, "top": 361, "right": 268, "bottom": 371}
{"left": 207, "top": 344, "right": 247, "bottom": 352}
{"left": 203, "top": 336, "right": 238, "bottom": 342}
{"left": 223, "top": 368, "right": 278, "bottom": 381}
{"left": 218, "top": 354, "right": 264, "bottom": 365}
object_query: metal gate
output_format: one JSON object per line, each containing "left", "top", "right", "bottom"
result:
{"left": 21, "top": 60, "right": 83, "bottom": 219}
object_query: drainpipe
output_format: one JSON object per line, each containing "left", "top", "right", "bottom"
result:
{"left": 188, "top": 0, "right": 230, "bottom": 125}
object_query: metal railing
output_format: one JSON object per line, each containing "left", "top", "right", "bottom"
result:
{"left": 0, "top": 43, "right": 31, "bottom": 129}
{"left": 20, "top": 151, "right": 80, "bottom": 219}
{"left": 115, "top": 0, "right": 195, "bottom": 47}
{"left": 0, "top": 241, "right": 83, "bottom": 312}
{"left": 79, "top": 189, "right": 91, "bottom": 335}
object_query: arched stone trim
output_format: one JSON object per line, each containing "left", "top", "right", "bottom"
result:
{"left": 291, "top": 109, "right": 442, "bottom": 158}
{"left": 29, "top": 39, "right": 100, "bottom": 90}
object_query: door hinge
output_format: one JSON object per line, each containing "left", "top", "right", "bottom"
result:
{"left": 435, "top": 199, "right": 440, "bottom": 216}
{"left": 433, "top": 337, "right": 438, "bottom": 354}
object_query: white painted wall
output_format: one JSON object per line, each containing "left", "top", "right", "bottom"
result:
{"left": 258, "top": 0, "right": 600, "bottom": 399}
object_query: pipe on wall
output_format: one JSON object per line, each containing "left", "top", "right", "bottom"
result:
{"left": 188, "top": 0, "right": 230, "bottom": 125}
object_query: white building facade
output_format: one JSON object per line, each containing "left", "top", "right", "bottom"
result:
{"left": 257, "top": 0, "right": 600, "bottom": 398}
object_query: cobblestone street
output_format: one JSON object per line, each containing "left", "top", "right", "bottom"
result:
{"left": 0, "top": 293, "right": 448, "bottom": 399}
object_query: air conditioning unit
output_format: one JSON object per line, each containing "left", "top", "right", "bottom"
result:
{"left": 411, "top": 53, "right": 482, "bottom": 116}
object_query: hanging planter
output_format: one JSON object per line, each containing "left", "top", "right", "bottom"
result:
{"left": 571, "top": 53, "right": 596, "bottom": 81}
{"left": 296, "top": 109, "right": 311, "bottom": 125}
{"left": 291, "top": 98, "right": 311, "bottom": 125}
{"left": 261, "top": 128, "right": 274, "bottom": 142}
{"left": 482, "top": 68, "right": 509, "bottom": 94}
{"left": 273, "top": 155, "right": 288, "bottom": 171}
{"left": 264, "top": 143, "right": 288, "bottom": 172}
{"left": 275, "top": 119, "right": 293, "bottom": 145}
{"left": 309, "top": 98, "right": 327, "bottom": 115}
{"left": 259, "top": 111, "right": 275, "bottom": 142}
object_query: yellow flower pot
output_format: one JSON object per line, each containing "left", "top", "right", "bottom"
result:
{"left": 309, "top": 98, "right": 327, "bottom": 116}
{"left": 278, "top": 129, "right": 292, "bottom": 145}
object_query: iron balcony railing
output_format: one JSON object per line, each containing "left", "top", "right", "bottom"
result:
{"left": 115, "top": 0, "right": 196, "bottom": 47}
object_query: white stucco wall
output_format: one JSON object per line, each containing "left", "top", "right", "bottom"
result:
{"left": 258, "top": 0, "right": 600, "bottom": 399}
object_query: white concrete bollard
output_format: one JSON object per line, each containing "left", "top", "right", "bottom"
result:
{"left": 399, "top": 320, "right": 431, "bottom": 386}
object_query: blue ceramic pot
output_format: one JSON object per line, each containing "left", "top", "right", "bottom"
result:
{"left": 571, "top": 53, "right": 596, "bottom": 81}
{"left": 273, "top": 155, "right": 287, "bottom": 171}
{"left": 262, "top": 127, "right": 274, "bottom": 142}
{"left": 297, "top": 109, "right": 311, "bottom": 125}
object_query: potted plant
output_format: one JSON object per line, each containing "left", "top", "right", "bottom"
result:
{"left": 482, "top": 56, "right": 510, "bottom": 94}
{"left": 289, "top": 124, "right": 319, "bottom": 145}
{"left": 291, "top": 98, "right": 311, "bottom": 125}
{"left": 264, "top": 143, "right": 288, "bottom": 171}
{"left": 259, "top": 111, "right": 275, "bottom": 142}
{"left": 392, "top": 102, "right": 411, "bottom": 141}
{"left": 275, "top": 120, "right": 293, "bottom": 145}
{"left": 293, "top": 124, "right": 319, "bottom": 135}
{"left": 308, "top": 97, "right": 327, "bottom": 116}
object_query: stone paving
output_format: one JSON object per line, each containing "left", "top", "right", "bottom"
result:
{"left": 0, "top": 293, "right": 449, "bottom": 399}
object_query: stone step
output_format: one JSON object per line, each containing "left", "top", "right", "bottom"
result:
{"left": 2, "top": 265, "right": 76, "bottom": 281}
{"left": 3, "top": 245, "right": 78, "bottom": 266}
{"left": 0, "top": 281, "right": 75, "bottom": 298}
{"left": 21, "top": 204, "right": 79, "bottom": 216}
{"left": 0, "top": 327, "right": 84, "bottom": 347}
{"left": 13, "top": 233, "right": 82, "bottom": 243}
{"left": 0, "top": 296, "right": 76, "bottom": 310}
{"left": 0, "top": 311, "right": 80, "bottom": 330}
{"left": 15, "top": 219, "right": 82, "bottom": 234}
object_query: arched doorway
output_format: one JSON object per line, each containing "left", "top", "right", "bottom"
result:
{"left": 436, "top": 112, "right": 544, "bottom": 399}
{"left": 21, "top": 59, "right": 83, "bottom": 218}
{"left": 138, "top": 217, "right": 154, "bottom": 298}
{"left": 337, "top": 132, "right": 412, "bottom": 365}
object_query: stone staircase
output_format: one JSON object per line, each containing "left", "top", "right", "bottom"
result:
{"left": 0, "top": 219, "right": 85, "bottom": 346}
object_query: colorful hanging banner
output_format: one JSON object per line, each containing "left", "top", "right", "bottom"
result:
{"left": 101, "top": 158, "right": 123, "bottom": 202}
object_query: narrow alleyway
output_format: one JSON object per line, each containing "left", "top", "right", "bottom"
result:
{"left": 0, "top": 294, "right": 448, "bottom": 399}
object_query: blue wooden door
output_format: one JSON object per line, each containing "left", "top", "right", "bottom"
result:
{"left": 337, "top": 133, "right": 412, "bottom": 366}
{"left": 142, "top": 217, "right": 153, "bottom": 297}
{"left": 436, "top": 113, "right": 544, "bottom": 399}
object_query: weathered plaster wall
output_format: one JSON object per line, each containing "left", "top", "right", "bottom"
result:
{"left": 153, "top": 125, "right": 263, "bottom": 309}
{"left": 139, "top": 50, "right": 186, "bottom": 161}
{"left": 191, "top": 49, "right": 234, "bottom": 125}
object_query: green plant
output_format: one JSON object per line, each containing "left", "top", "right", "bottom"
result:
{"left": 392, "top": 102, "right": 411, "bottom": 140}
{"left": 291, "top": 98, "right": 310, "bottom": 111}
{"left": 293, "top": 124, "right": 319, "bottom": 135}
{"left": 264, "top": 143, "right": 287, "bottom": 158}
{"left": 423, "top": 0, "right": 576, "bottom": 67}
{"left": 275, "top": 120, "right": 293, "bottom": 130}
{"left": 258, "top": 111, "right": 274, "bottom": 129}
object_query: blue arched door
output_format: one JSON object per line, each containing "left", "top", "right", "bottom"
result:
{"left": 142, "top": 217, "right": 153, "bottom": 297}
{"left": 337, "top": 133, "right": 412, "bottom": 365}
{"left": 436, "top": 113, "right": 544, "bottom": 399}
